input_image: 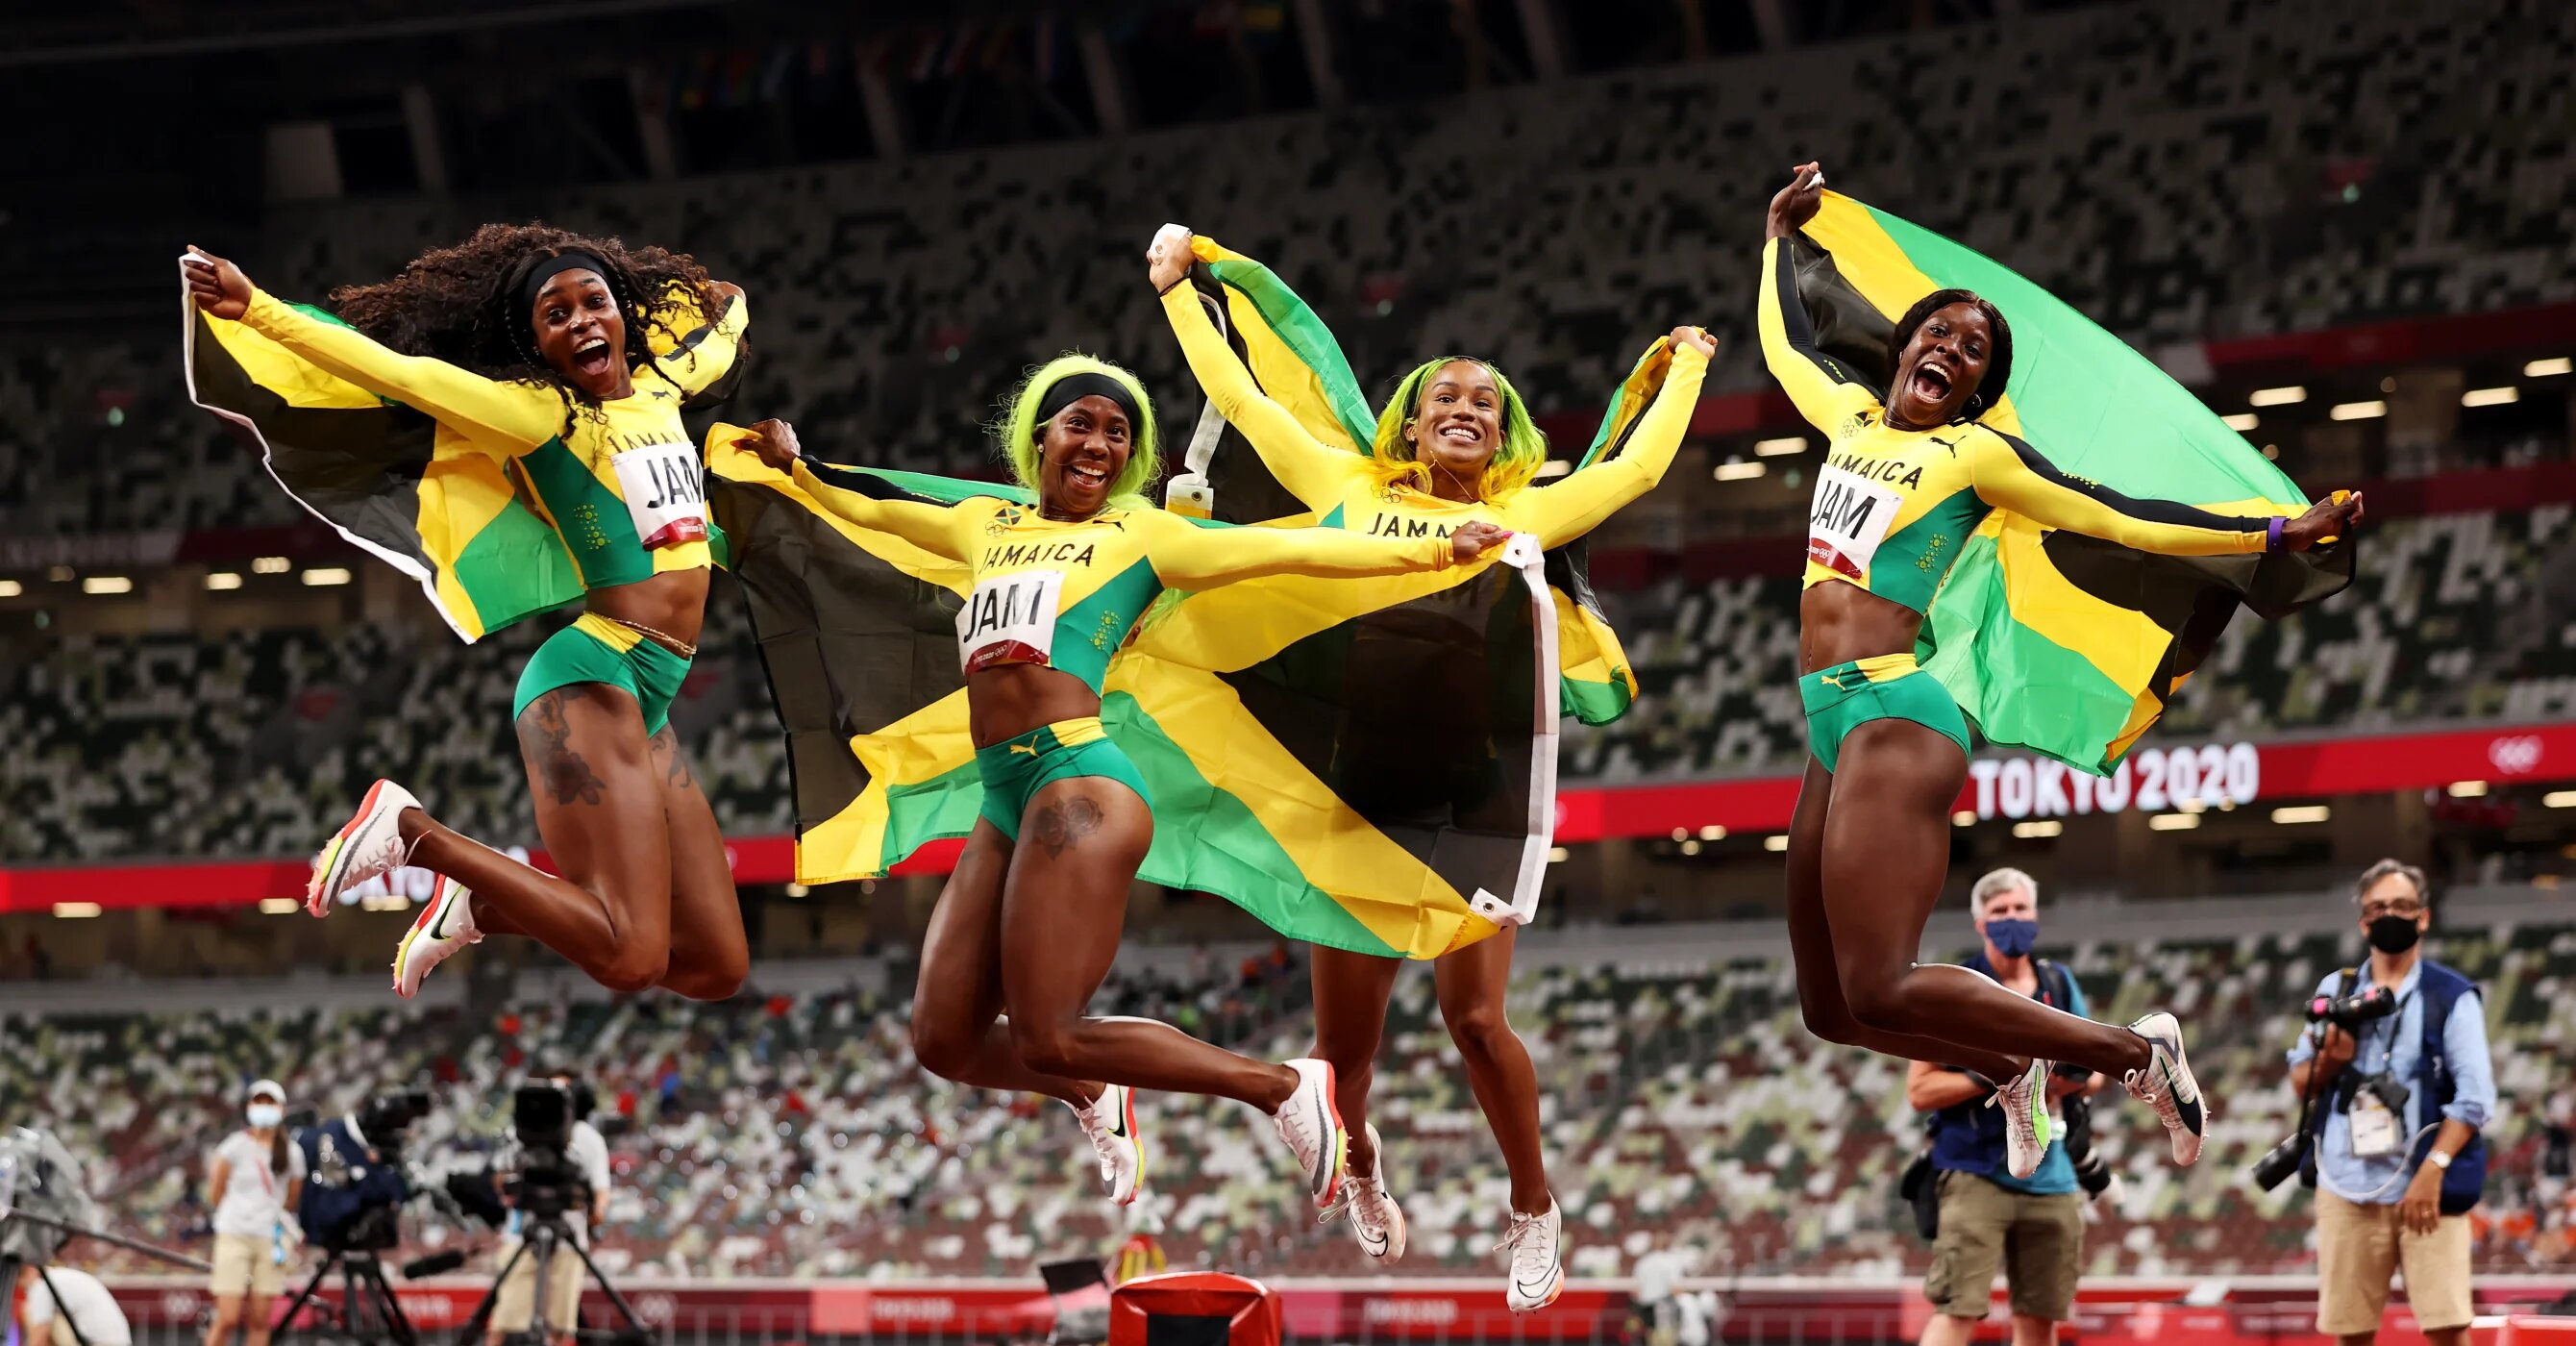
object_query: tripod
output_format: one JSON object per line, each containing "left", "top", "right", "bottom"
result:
{"left": 279, "top": 1244, "right": 418, "bottom": 1346}
{"left": 453, "top": 1209, "right": 646, "bottom": 1346}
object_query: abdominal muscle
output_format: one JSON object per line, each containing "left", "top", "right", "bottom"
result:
{"left": 1798, "top": 579, "right": 1927, "bottom": 674}
{"left": 585, "top": 566, "right": 713, "bottom": 653}
{"left": 966, "top": 661, "right": 1103, "bottom": 749}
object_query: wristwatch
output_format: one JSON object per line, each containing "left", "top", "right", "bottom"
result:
{"left": 2427, "top": 1150, "right": 2454, "bottom": 1170}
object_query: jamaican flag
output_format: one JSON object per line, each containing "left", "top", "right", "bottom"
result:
{"left": 1788, "top": 192, "right": 2353, "bottom": 771}
{"left": 183, "top": 283, "right": 739, "bottom": 641}
{"left": 711, "top": 439, "right": 1561, "bottom": 958}
{"left": 1172, "top": 236, "right": 1647, "bottom": 725}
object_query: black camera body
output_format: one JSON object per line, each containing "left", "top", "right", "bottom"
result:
{"left": 358, "top": 1090, "right": 433, "bottom": 1163}
{"left": 2307, "top": 984, "right": 2400, "bottom": 1033}
{"left": 506, "top": 1083, "right": 591, "bottom": 1222}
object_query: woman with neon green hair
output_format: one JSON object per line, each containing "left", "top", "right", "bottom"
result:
{"left": 742, "top": 354, "right": 1512, "bottom": 1215}
{"left": 1150, "top": 224, "right": 1714, "bottom": 1311}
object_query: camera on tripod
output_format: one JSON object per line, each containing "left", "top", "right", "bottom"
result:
{"left": 504, "top": 1082, "right": 594, "bottom": 1221}
{"left": 2251, "top": 985, "right": 2404, "bottom": 1191}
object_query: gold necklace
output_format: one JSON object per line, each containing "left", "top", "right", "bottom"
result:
{"left": 604, "top": 615, "right": 698, "bottom": 659}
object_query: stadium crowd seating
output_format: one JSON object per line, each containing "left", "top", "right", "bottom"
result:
{"left": 34, "top": 911, "right": 2576, "bottom": 1281}
{"left": 0, "top": 590, "right": 782, "bottom": 863}
{"left": 6, "top": 505, "right": 2563, "bottom": 862}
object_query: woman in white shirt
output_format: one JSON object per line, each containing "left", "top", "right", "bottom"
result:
{"left": 205, "top": 1080, "right": 304, "bottom": 1346}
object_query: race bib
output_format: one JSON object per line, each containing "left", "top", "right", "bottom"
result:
{"left": 956, "top": 569, "right": 1064, "bottom": 673}
{"left": 609, "top": 442, "right": 710, "bottom": 549}
{"left": 2349, "top": 1090, "right": 2401, "bottom": 1158}
{"left": 1806, "top": 463, "right": 1903, "bottom": 581}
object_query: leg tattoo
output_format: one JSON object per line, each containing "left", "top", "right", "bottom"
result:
{"left": 1028, "top": 796, "right": 1104, "bottom": 859}
{"left": 519, "top": 691, "right": 607, "bottom": 807}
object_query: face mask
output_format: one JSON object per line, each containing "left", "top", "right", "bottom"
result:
{"left": 1985, "top": 918, "right": 2040, "bottom": 960}
{"left": 2367, "top": 915, "right": 2422, "bottom": 955}
{"left": 246, "top": 1103, "right": 283, "bottom": 1130}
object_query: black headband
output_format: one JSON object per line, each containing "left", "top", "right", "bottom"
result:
{"left": 518, "top": 250, "right": 615, "bottom": 316}
{"left": 1034, "top": 371, "right": 1142, "bottom": 434}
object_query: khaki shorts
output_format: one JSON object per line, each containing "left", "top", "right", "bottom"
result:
{"left": 490, "top": 1236, "right": 583, "bottom": 1334}
{"left": 1923, "top": 1171, "right": 2085, "bottom": 1322}
{"left": 210, "top": 1233, "right": 284, "bottom": 1300}
{"left": 2316, "top": 1188, "right": 2473, "bottom": 1334}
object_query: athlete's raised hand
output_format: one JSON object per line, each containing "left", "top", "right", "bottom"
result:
{"left": 1765, "top": 162, "right": 1825, "bottom": 240}
{"left": 741, "top": 418, "right": 803, "bottom": 473}
{"left": 1147, "top": 223, "right": 1194, "bottom": 294}
{"left": 181, "top": 245, "right": 254, "bottom": 320}
{"left": 2278, "top": 489, "right": 2365, "bottom": 552}
{"left": 1449, "top": 520, "right": 1512, "bottom": 563}
{"left": 1670, "top": 325, "right": 1717, "bottom": 358}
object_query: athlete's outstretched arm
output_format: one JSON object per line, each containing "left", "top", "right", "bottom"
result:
{"left": 1151, "top": 228, "right": 1364, "bottom": 512}
{"left": 1755, "top": 164, "right": 1882, "bottom": 433}
{"left": 1756, "top": 236, "right": 1883, "bottom": 435}
{"left": 1140, "top": 511, "right": 1503, "bottom": 589}
{"left": 1519, "top": 333, "right": 1712, "bottom": 548}
{"left": 1965, "top": 430, "right": 2364, "bottom": 556}
{"left": 733, "top": 420, "right": 979, "bottom": 563}
{"left": 183, "top": 246, "right": 557, "bottom": 448}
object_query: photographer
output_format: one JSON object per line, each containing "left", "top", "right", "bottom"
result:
{"left": 488, "top": 1070, "right": 611, "bottom": 1346}
{"left": 2284, "top": 860, "right": 2495, "bottom": 1346}
{"left": 295, "top": 1097, "right": 413, "bottom": 1253}
{"left": 207, "top": 1081, "right": 304, "bottom": 1346}
{"left": 1907, "top": 870, "right": 2102, "bottom": 1346}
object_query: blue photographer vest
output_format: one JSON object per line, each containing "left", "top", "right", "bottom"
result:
{"left": 2301, "top": 959, "right": 2488, "bottom": 1212}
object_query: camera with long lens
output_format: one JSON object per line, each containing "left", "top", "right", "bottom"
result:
{"left": 2251, "top": 984, "right": 2405, "bottom": 1191}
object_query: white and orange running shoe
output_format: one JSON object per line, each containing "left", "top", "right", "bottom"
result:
{"left": 391, "top": 876, "right": 480, "bottom": 999}
{"left": 1325, "top": 1123, "right": 1407, "bottom": 1263}
{"left": 1071, "top": 1082, "right": 1147, "bottom": 1206}
{"left": 1272, "top": 1058, "right": 1349, "bottom": 1209}
{"left": 307, "top": 780, "right": 422, "bottom": 916}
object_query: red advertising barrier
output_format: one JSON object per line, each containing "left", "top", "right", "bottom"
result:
{"left": 8, "top": 722, "right": 2573, "bottom": 910}
{"left": 100, "top": 1277, "right": 2576, "bottom": 1345}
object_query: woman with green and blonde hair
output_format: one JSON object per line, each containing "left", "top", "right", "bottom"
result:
{"left": 1150, "top": 225, "right": 1714, "bottom": 1311}
{"left": 741, "top": 354, "right": 1513, "bottom": 1214}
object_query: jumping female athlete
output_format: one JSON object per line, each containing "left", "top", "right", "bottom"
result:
{"left": 183, "top": 228, "right": 755, "bottom": 1001}
{"left": 1760, "top": 164, "right": 2365, "bottom": 1177}
{"left": 1150, "top": 224, "right": 1715, "bottom": 1310}
{"left": 739, "top": 360, "right": 1511, "bottom": 1211}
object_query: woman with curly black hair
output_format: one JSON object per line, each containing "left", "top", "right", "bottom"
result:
{"left": 184, "top": 225, "right": 758, "bottom": 1001}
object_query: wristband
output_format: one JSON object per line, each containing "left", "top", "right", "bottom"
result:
{"left": 2428, "top": 1149, "right": 2453, "bottom": 1170}
{"left": 2266, "top": 516, "right": 2285, "bottom": 554}
{"left": 1156, "top": 273, "right": 1188, "bottom": 298}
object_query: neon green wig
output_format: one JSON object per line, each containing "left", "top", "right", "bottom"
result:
{"left": 1363, "top": 356, "right": 1548, "bottom": 502}
{"left": 993, "top": 354, "right": 1163, "bottom": 509}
